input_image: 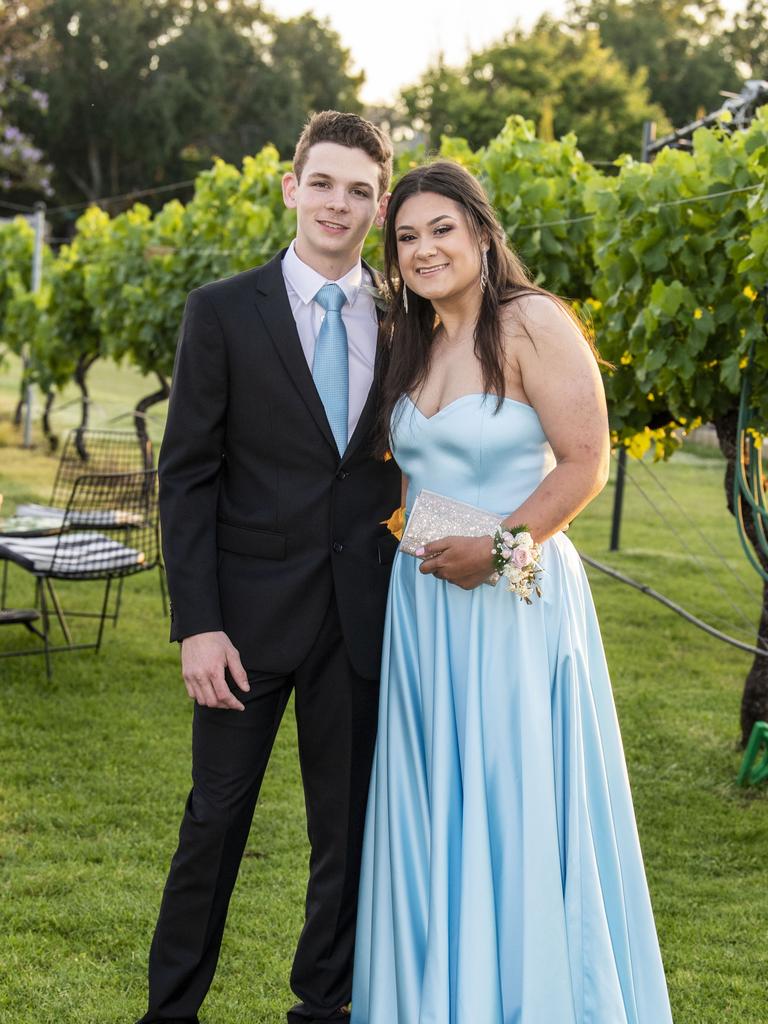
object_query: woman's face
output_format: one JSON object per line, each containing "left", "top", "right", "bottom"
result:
{"left": 393, "top": 191, "right": 483, "bottom": 304}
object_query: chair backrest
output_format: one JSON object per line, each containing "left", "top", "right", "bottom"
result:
{"left": 50, "top": 429, "right": 154, "bottom": 509}
{"left": 47, "top": 470, "right": 160, "bottom": 580}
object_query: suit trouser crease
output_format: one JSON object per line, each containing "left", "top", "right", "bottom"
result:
{"left": 139, "top": 595, "right": 378, "bottom": 1023}
{"left": 291, "top": 628, "right": 378, "bottom": 1008}
{"left": 142, "top": 684, "right": 290, "bottom": 1021}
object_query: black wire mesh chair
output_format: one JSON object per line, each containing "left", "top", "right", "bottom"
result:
{"left": 16, "top": 427, "right": 154, "bottom": 519}
{"left": 0, "top": 470, "right": 162, "bottom": 679}
{"left": 13, "top": 428, "right": 162, "bottom": 619}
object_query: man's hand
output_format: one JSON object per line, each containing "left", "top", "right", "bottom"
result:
{"left": 180, "top": 631, "right": 250, "bottom": 711}
{"left": 416, "top": 535, "right": 494, "bottom": 591}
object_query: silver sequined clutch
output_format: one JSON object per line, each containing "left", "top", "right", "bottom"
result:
{"left": 400, "top": 489, "right": 503, "bottom": 586}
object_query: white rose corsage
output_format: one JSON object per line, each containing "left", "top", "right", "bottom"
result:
{"left": 490, "top": 525, "right": 543, "bottom": 602}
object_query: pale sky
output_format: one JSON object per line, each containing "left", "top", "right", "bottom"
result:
{"left": 271, "top": 0, "right": 745, "bottom": 105}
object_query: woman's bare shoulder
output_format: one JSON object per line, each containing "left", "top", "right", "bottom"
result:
{"left": 500, "top": 291, "right": 583, "bottom": 348}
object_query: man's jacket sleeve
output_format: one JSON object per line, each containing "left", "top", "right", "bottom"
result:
{"left": 158, "top": 287, "right": 227, "bottom": 642}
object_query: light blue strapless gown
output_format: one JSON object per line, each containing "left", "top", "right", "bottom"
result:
{"left": 352, "top": 394, "right": 673, "bottom": 1024}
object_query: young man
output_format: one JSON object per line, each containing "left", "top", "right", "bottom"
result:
{"left": 138, "top": 111, "right": 400, "bottom": 1024}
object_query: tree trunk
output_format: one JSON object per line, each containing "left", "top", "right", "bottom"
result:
{"left": 73, "top": 353, "right": 98, "bottom": 461}
{"left": 86, "top": 135, "right": 102, "bottom": 201}
{"left": 41, "top": 390, "right": 58, "bottom": 452}
{"left": 134, "top": 372, "right": 169, "bottom": 465}
{"left": 13, "top": 390, "right": 23, "bottom": 427}
{"left": 714, "top": 410, "right": 768, "bottom": 746}
{"left": 110, "top": 141, "right": 119, "bottom": 197}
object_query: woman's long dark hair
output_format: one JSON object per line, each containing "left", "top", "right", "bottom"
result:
{"left": 374, "top": 160, "right": 602, "bottom": 457}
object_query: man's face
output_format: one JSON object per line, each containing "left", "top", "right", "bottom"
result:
{"left": 282, "top": 142, "right": 389, "bottom": 269}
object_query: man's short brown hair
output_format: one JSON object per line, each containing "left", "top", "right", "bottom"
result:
{"left": 293, "top": 110, "right": 393, "bottom": 197}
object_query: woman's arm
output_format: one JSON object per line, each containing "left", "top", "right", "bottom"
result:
{"left": 500, "top": 294, "right": 610, "bottom": 541}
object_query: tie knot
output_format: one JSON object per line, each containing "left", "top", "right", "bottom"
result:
{"left": 315, "top": 283, "right": 346, "bottom": 313}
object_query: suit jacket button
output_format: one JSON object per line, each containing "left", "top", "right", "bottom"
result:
{"left": 332, "top": 541, "right": 343, "bottom": 553}
{"left": 336, "top": 469, "right": 348, "bottom": 480}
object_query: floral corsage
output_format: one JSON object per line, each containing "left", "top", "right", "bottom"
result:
{"left": 382, "top": 505, "right": 406, "bottom": 541}
{"left": 363, "top": 281, "right": 392, "bottom": 313}
{"left": 490, "top": 525, "right": 543, "bottom": 602}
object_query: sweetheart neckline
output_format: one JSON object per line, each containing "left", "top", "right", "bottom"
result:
{"left": 404, "top": 393, "right": 536, "bottom": 422}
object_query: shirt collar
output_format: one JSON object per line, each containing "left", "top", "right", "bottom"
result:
{"left": 282, "top": 239, "right": 364, "bottom": 307}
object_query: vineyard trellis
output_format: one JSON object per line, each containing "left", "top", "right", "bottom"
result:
{"left": 1, "top": 107, "right": 768, "bottom": 738}
{"left": 610, "top": 80, "right": 768, "bottom": 560}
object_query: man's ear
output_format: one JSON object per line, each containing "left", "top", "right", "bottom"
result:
{"left": 282, "top": 171, "right": 298, "bottom": 210}
{"left": 374, "top": 191, "right": 391, "bottom": 229}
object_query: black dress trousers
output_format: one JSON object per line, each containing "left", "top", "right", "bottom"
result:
{"left": 137, "top": 594, "right": 380, "bottom": 1024}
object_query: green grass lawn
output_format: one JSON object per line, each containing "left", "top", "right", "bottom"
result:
{"left": 0, "top": 363, "right": 767, "bottom": 1023}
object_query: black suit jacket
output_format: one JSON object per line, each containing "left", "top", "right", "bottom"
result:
{"left": 158, "top": 250, "right": 401, "bottom": 680}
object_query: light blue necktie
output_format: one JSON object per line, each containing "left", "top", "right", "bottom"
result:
{"left": 313, "top": 283, "right": 349, "bottom": 454}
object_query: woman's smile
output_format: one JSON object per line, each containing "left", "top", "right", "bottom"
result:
{"left": 416, "top": 263, "right": 449, "bottom": 276}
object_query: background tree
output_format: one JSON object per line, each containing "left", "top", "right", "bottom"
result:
{"left": 400, "top": 18, "right": 668, "bottom": 161}
{"left": 726, "top": 0, "right": 768, "bottom": 79}
{"left": 3, "top": 0, "right": 363, "bottom": 218}
{"left": 0, "top": 0, "right": 52, "bottom": 197}
{"left": 568, "top": 0, "right": 743, "bottom": 127}
{"left": 146, "top": 6, "right": 362, "bottom": 179}
{"left": 265, "top": 12, "right": 363, "bottom": 151}
{"left": 8, "top": 0, "right": 185, "bottom": 208}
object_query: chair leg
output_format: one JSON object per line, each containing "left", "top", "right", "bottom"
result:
{"left": 1, "top": 561, "right": 8, "bottom": 609}
{"left": 24, "top": 620, "right": 45, "bottom": 641}
{"left": 112, "top": 577, "right": 125, "bottom": 628}
{"left": 95, "top": 577, "right": 113, "bottom": 653}
{"left": 46, "top": 579, "right": 73, "bottom": 646}
{"left": 38, "top": 577, "right": 52, "bottom": 681}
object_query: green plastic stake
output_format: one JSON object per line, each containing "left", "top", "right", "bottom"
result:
{"left": 737, "top": 721, "right": 768, "bottom": 786}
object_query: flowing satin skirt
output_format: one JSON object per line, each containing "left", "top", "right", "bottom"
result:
{"left": 352, "top": 532, "right": 673, "bottom": 1024}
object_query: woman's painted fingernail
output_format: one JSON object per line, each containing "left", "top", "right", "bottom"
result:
{"left": 415, "top": 547, "right": 425, "bottom": 556}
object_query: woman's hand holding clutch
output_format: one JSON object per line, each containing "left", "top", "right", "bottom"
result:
{"left": 416, "top": 535, "right": 495, "bottom": 590}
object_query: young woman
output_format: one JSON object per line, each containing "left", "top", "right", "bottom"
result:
{"left": 351, "top": 161, "right": 673, "bottom": 1024}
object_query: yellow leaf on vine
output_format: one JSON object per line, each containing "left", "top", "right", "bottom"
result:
{"left": 627, "top": 431, "right": 652, "bottom": 459}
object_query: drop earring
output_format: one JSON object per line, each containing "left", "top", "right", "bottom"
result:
{"left": 403, "top": 285, "right": 409, "bottom": 314}
{"left": 480, "top": 249, "right": 489, "bottom": 292}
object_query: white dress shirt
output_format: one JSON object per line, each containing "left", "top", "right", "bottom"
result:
{"left": 281, "top": 239, "right": 378, "bottom": 441}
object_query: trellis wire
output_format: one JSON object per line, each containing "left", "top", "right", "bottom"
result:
{"left": 611, "top": 451, "right": 766, "bottom": 646}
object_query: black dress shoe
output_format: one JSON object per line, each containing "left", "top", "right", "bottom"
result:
{"left": 135, "top": 1019, "right": 199, "bottom": 1024}
{"left": 287, "top": 1003, "right": 351, "bottom": 1023}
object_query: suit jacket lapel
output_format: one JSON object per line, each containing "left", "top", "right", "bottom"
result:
{"left": 253, "top": 251, "right": 337, "bottom": 454}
